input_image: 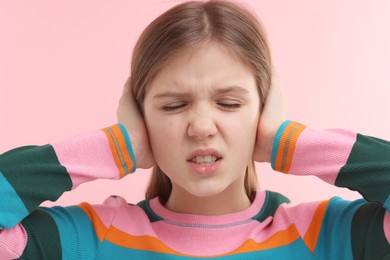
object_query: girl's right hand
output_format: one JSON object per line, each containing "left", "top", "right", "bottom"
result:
{"left": 117, "top": 77, "right": 155, "bottom": 169}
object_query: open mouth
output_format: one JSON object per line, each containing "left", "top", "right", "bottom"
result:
{"left": 187, "top": 153, "right": 223, "bottom": 175}
{"left": 187, "top": 149, "right": 223, "bottom": 174}
{"left": 190, "top": 155, "right": 219, "bottom": 166}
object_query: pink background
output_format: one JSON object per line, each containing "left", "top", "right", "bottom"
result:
{"left": 1, "top": 1, "right": 390, "bottom": 206}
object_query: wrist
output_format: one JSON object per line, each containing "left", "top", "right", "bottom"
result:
{"left": 103, "top": 124, "right": 137, "bottom": 176}
{"left": 260, "top": 127, "right": 279, "bottom": 163}
{"left": 254, "top": 124, "right": 279, "bottom": 163}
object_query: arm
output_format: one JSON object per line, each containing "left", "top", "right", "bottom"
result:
{"left": 255, "top": 68, "right": 389, "bottom": 258}
{"left": 255, "top": 67, "right": 389, "bottom": 211}
{"left": 0, "top": 124, "right": 135, "bottom": 229}
{"left": 0, "top": 124, "right": 135, "bottom": 259}
{"left": 271, "top": 121, "right": 390, "bottom": 258}
{"left": 0, "top": 77, "right": 154, "bottom": 259}
{"left": 272, "top": 121, "right": 390, "bottom": 211}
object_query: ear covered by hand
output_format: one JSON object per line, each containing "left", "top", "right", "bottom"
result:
{"left": 117, "top": 77, "right": 155, "bottom": 169}
{"left": 253, "top": 67, "right": 286, "bottom": 163}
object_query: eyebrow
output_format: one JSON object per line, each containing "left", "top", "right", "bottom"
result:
{"left": 153, "top": 86, "right": 249, "bottom": 99}
{"left": 213, "top": 86, "right": 249, "bottom": 95}
{"left": 153, "top": 91, "right": 190, "bottom": 99}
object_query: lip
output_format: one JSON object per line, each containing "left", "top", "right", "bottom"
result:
{"left": 187, "top": 149, "right": 223, "bottom": 175}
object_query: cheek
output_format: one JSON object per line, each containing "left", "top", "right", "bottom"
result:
{"left": 145, "top": 114, "right": 184, "bottom": 158}
{"left": 245, "top": 103, "right": 260, "bottom": 132}
{"left": 220, "top": 110, "right": 259, "bottom": 163}
{"left": 146, "top": 117, "right": 188, "bottom": 179}
{"left": 224, "top": 109, "right": 259, "bottom": 140}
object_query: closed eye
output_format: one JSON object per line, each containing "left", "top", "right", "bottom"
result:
{"left": 217, "top": 102, "right": 241, "bottom": 110}
{"left": 162, "top": 103, "right": 187, "bottom": 111}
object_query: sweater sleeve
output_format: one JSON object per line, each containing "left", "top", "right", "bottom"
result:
{"left": 0, "top": 124, "right": 136, "bottom": 259}
{"left": 271, "top": 120, "right": 390, "bottom": 258}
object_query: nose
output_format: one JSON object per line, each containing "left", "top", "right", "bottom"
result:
{"left": 187, "top": 106, "right": 218, "bottom": 141}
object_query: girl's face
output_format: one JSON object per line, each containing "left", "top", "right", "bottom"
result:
{"left": 144, "top": 42, "right": 260, "bottom": 200}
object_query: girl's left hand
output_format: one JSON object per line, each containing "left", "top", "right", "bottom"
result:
{"left": 253, "top": 67, "right": 286, "bottom": 163}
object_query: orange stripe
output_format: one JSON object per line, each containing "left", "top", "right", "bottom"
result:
{"left": 226, "top": 224, "right": 300, "bottom": 255}
{"left": 78, "top": 203, "right": 185, "bottom": 255}
{"left": 275, "top": 122, "right": 296, "bottom": 172}
{"left": 103, "top": 223, "right": 299, "bottom": 256}
{"left": 102, "top": 127, "right": 125, "bottom": 177}
{"left": 102, "top": 125, "right": 134, "bottom": 178}
{"left": 106, "top": 225, "right": 187, "bottom": 256}
{"left": 283, "top": 123, "right": 306, "bottom": 173}
{"left": 110, "top": 125, "right": 134, "bottom": 177}
{"left": 78, "top": 203, "right": 109, "bottom": 242}
{"left": 303, "top": 200, "right": 330, "bottom": 253}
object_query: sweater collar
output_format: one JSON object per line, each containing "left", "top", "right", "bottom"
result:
{"left": 139, "top": 190, "right": 268, "bottom": 227}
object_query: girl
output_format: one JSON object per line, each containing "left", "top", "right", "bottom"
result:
{"left": 0, "top": 1, "right": 389, "bottom": 259}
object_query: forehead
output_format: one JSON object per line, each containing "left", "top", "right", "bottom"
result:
{"left": 146, "top": 42, "right": 257, "bottom": 95}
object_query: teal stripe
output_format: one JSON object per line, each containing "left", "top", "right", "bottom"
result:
{"left": 252, "top": 191, "right": 290, "bottom": 223}
{"left": 46, "top": 206, "right": 100, "bottom": 259}
{"left": 271, "top": 120, "right": 291, "bottom": 169}
{"left": 384, "top": 194, "right": 390, "bottom": 213}
{"left": 0, "top": 145, "right": 72, "bottom": 213}
{"left": 336, "top": 134, "right": 390, "bottom": 207}
{"left": 351, "top": 202, "right": 389, "bottom": 259}
{"left": 118, "top": 123, "right": 137, "bottom": 172}
{"left": 95, "top": 238, "right": 314, "bottom": 259}
{"left": 137, "top": 200, "right": 164, "bottom": 223}
{"left": 0, "top": 171, "right": 29, "bottom": 229}
{"left": 20, "top": 208, "right": 62, "bottom": 259}
{"left": 314, "top": 197, "right": 362, "bottom": 259}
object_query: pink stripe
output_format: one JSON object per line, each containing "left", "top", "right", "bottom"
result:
{"left": 95, "top": 193, "right": 271, "bottom": 256}
{"left": 86, "top": 204, "right": 115, "bottom": 229}
{"left": 52, "top": 130, "right": 120, "bottom": 189}
{"left": 289, "top": 128, "right": 357, "bottom": 184}
{"left": 87, "top": 193, "right": 324, "bottom": 256}
{"left": 151, "top": 220, "right": 269, "bottom": 256}
{"left": 384, "top": 213, "right": 390, "bottom": 244}
{"left": 149, "top": 201, "right": 308, "bottom": 256}
{"left": 0, "top": 224, "right": 27, "bottom": 259}
{"left": 95, "top": 196, "right": 157, "bottom": 237}
{"left": 145, "top": 191, "right": 296, "bottom": 256}
{"left": 149, "top": 190, "right": 267, "bottom": 226}
{"left": 281, "top": 200, "right": 322, "bottom": 238}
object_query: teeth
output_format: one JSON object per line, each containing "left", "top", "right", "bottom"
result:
{"left": 192, "top": 155, "right": 217, "bottom": 165}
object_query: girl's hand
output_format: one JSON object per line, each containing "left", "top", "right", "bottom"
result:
{"left": 253, "top": 67, "right": 286, "bottom": 163}
{"left": 117, "top": 77, "right": 155, "bottom": 169}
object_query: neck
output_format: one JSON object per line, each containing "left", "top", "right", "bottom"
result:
{"left": 165, "top": 183, "right": 251, "bottom": 216}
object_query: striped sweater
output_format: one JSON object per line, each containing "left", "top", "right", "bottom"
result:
{"left": 0, "top": 121, "right": 389, "bottom": 259}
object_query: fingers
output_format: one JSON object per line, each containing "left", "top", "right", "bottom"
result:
{"left": 253, "top": 65, "right": 286, "bottom": 162}
{"left": 117, "top": 77, "right": 134, "bottom": 123}
{"left": 121, "top": 76, "right": 132, "bottom": 96}
{"left": 262, "top": 66, "right": 286, "bottom": 118}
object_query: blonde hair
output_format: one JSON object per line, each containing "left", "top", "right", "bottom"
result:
{"left": 130, "top": 0, "right": 272, "bottom": 203}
